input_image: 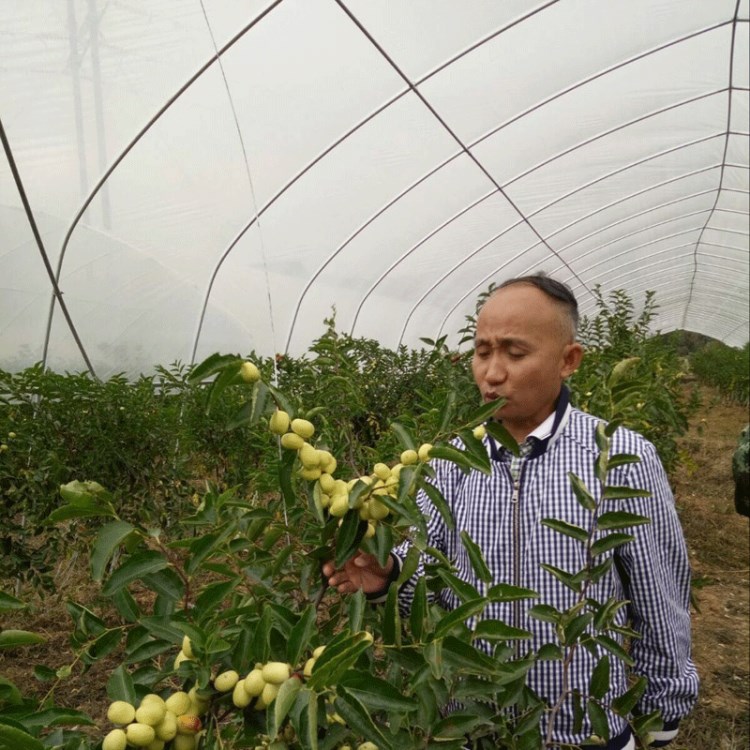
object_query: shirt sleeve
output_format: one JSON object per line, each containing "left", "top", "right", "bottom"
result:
{"left": 615, "top": 438, "right": 699, "bottom": 730}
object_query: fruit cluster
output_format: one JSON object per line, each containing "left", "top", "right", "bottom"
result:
{"left": 102, "top": 687, "right": 206, "bottom": 750}
{"left": 226, "top": 660, "right": 293, "bottom": 710}
{"left": 266, "top": 403, "right": 435, "bottom": 537}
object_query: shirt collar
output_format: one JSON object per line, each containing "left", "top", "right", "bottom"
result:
{"left": 488, "top": 385, "right": 571, "bottom": 461}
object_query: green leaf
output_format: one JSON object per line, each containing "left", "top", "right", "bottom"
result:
{"left": 540, "top": 563, "right": 583, "bottom": 593}
{"left": 269, "top": 676, "right": 302, "bottom": 740}
{"left": 0, "top": 677, "right": 22, "bottom": 704}
{"left": 607, "top": 453, "right": 641, "bottom": 468}
{"left": 396, "top": 545, "right": 421, "bottom": 587}
{"left": 410, "top": 577, "right": 429, "bottom": 642}
{"left": 288, "top": 606, "right": 317, "bottom": 667}
{"left": 124, "top": 638, "right": 172, "bottom": 664}
{"left": 0, "top": 592, "right": 26, "bottom": 613}
{"left": 430, "top": 444, "right": 491, "bottom": 475}
{"left": 472, "top": 619, "right": 532, "bottom": 641}
{"left": 84, "top": 629, "right": 122, "bottom": 663}
{"left": 587, "top": 699, "right": 610, "bottom": 741}
{"left": 91, "top": 520, "right": 136, "bottom": 582}
{"left": 0, "top": 630, "right": 45, "bottom": 649}
{"left": 433, "top": 598, "right": 488, "bottom": 639}
{"left": 435, "top": 570, "right": 480, "bottom": 603}
{"left": 438, "top": 389, "right": 457, "bottom": 433}
{"left": 611, "top": 675, "right": 647, "bottom": 715}
{"left": 590, "top": 533, "right": 635, "bottom": 557}
{"left": 195, "top": 579, "right": 239, "bottom": 612}
{"left": 106, "top": 664, "right": 136, "bottom": 703}
{"left": 459, "top": 530, "right": 492, "bottom": 583}
{"left": 594, "top": 634, "right": 634, "bottom": 666}
{"left": 541, "top": 518, "right": 590, "bottom": 544}
{"left": 141, "top": 568, "right": 185, "bottom": 602}
{"left": 563, "top": 612, "right": 594, "bottom": 646}
{"left": 528, "top": 604, "right": 561, "bottom": 624}
{"left": 602, "top": 486, "right": 652, "bottom": 500}
{"left": 0, "top": 724, "right": 45, "bottom": 750}
{"left": 485, "top": 420, "right": 519, "bottom": 456}
{"left": 589, "top": 655, "right": 610, "bottom": 699}
{"left": 597, "top": 511, "right": 650, "bottom": 530}
{"left": 307, "top": 632, "right": 373, "bottom": 691}
{"left": 301, "top": 687, "right": 319, "bottom": 750}
{"left": 11, "top": 708, "right": 94, "bottom": 729}
{"left": 347, "top": 590, "right": 365, "bottom": 634}
{"left": 440, "top": 636, "right": 497, "bottom": 674}
{"left": 486, "top": 583, "right": 538, "bottom": 603}
{"left": 101, "top": 551, "right": 170, "bottom": 596}
{"left": 339, "top": 671, "right": 418, "bottom": 712}
{"left": 431, "top": 712, "right": 482, "bottom": 739}
{"left": 187, "top": 352, "right": 241, "bottom": 384}
{"left": 390, "top": 421, "right": 416, "bottom": 451}
{"left": 457, "top": 428, "right": 491, "bottom": 473}
{"left": 467, "top": 398, "right": 507, "bottom": 429}
{"left": 568, "top": 472, "right": 596, "bottom": 511}
{"left": 421, "top": 481, "right": 456, "bottom": 531}
{"left": 334, "top": 512, "right": 366, "bottom": 568}
{"left": 278, "top": 446, "right": 297, "bottom": 508}
{"left": 572, "top": 689, "right": 584, "bottom": 734}
{"left": 536, "top": 643, "right": 563, "bottom": 661}
{"left": 334, "top": 690, "right": 393, "bottom": 750}
{"left": 382, "top": 583, "right": 401, "bottom": 647}
{"left": 631, "top": 709, "right": 664, "bottom": 738}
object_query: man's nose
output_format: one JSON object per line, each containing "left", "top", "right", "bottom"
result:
{"left": 485, "top": 354, "right": 507, "bottom": 384}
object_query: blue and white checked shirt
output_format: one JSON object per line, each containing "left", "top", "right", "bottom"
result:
{"left": 392, "top": 389, "right": 698, "bottom": 747}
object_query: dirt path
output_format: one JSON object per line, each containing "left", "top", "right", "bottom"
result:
{"left": 670, "top": 386, "right": 749, "bottom": 749}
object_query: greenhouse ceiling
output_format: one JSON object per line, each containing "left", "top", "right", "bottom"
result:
{"left": 2, "top": 0, "right": 749, "bottom": 378}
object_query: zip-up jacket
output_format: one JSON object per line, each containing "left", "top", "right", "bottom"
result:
{"left": 391, "top": 395, "right": 698, "bottom": 747}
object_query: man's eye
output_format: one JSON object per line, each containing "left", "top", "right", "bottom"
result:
{"left": 475, "top": 350, "right": 490, "bottom": 359}
{"left": 508, "top": 351, "right": 525, "bottom": 359}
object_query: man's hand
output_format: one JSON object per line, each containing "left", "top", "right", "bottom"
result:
{"left": 322, "top": 551, "right": 394, "bottom": 595}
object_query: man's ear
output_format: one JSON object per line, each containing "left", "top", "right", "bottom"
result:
{"left": 561, "top": 342, "right": 584, "bottom": 379}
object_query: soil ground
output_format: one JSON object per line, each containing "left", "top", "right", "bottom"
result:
{"left": 1, "top": 384, "right": 748, "bottom": 748}
{"left": 668, "top": 386, "right": 749, "bottom": 749}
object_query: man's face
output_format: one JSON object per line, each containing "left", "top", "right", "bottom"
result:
{"left": 471, "top": 284, "right": 582, "bottom": 442}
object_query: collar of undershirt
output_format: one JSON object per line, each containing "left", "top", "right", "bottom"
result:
{"left": 488, "top": 385, "right": 571, "bottom": 462}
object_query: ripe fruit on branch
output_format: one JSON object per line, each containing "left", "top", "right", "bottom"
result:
{"left": 400, "top": 449, "right": 418, "bottom": 465}
{"left": 290, "top": 418, "right": 315, "bottom": 439}
{"left": 125, "top": 722, "right": 156, "bottom": 747}
{"left": 417, "top": 443, "right": 433, "bottom": 462}
{"left": 165, "top": 691, "right": 191, "bottom": 716}
{"left": 232, "top": 681, "right": 253, "bottom": 708}
{"left": 154, "top": 712, "right": 178, "bottom": 741}
{"left": 181, "top": 636, "right": 194, "bottom": 658}
{"left": 261, "top": 662, "right": 291, "bottom": 685}
{"left": 269, "top": 410, "right": 290, "bottom": 435}
{"left": 214, "top": 669, "right": 240, "bottom": 692}
{"left": 373, "top": 463, "right": 391, "bottom": 481}
{"left": 176, "top": 714, "right": 202, "bottom": 735}
{"left": 134, "top": 700, "right": 166, "bottom": 726}
{"left": 473, "top": 424, "right": 486, "bottom": 439}
{"left": 107, "top": 700, "right": 136, "bottom": 725}
{"left": 240, "top": 361, "right": 261, "bottom": 383}
{"left": 102, "top": 728, "right": 127, "bottom": 750}
{"left": 280, "top": 433, "right": 305, "bottom": 450}
{"left": 261, "top": 681, "right": 280, "bottom": 706}
{"left": 244, "top": 668, "right": 265, "bottom": 697}
{"left": 172, "top": 735, "right": 197, "bottom": 750}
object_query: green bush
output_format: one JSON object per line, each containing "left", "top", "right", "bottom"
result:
{"left": 689, "top": 340, "right": 749, "bottom": 405}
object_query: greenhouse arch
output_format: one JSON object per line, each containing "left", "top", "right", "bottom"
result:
{"left": 2, "top": 0, "right": 748, "bottom": 377}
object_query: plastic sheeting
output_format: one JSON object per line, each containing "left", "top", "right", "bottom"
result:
{"left": 1, "top": 0, "right": 748, "bottom": 377}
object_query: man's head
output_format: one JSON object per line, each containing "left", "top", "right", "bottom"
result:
{"left": 471, "top": 274, "right": 583, "bottom": 442}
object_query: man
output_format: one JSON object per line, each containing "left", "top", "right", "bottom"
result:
{"left": 323, "top": 274, "right": 698, "bottom": 748}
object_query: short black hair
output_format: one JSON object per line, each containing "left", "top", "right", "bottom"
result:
{"left": 496, "top": 273, "right": 579, "bottom": 338}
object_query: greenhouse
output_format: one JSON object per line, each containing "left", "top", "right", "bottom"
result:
{"left": 1, "top": 2, "right": 748, "bottom": 750}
